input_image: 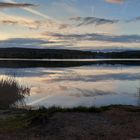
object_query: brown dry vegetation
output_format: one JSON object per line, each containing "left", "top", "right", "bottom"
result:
{"left": 0, "top": 77, "right": 30, "bottom": 108}
{"left": 0, "top": 105, "right": 139, "bottom": 140}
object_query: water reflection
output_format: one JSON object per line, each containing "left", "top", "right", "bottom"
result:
{"left": 0, "top": 60, "right": 140, "bottom": 108}
{"left": 0, "top": 59, "right": 140, "bottom": 68}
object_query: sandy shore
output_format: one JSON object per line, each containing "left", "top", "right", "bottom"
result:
{"left": 0, "top": 105, "right": 140, "bottom": 140}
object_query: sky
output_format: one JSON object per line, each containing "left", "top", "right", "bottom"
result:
{"left": 0, "top": 0, "right": 140, "bottom": 51}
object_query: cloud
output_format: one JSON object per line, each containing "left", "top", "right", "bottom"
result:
{"left": 4, "top": 0, "right": 53, "bottom": 20}
{"left": 105, "top": 0, "right": 124, "bottom": 4}
{"left": 0, "top": 38, "right": 54, "bottom": 48}
{"left": 2, "top": 0, "right": 69, "bottom": 31}
{"left": 0, "top": 2, "right": 35, "bottom": 8}
{"left": 46, "top": 32, "right": 140, "bottom": 43}
{"left": 0, "top": 10, "right": 70, "bottom": 31}
{"left": 0, "top": 20, "right": 40, "bottom": 29}
{"left": 51, "top": 72, "right": 140, "bottom": 82}
{"left": 4, "top": 0, "right": 62, "bottom": 25}
{"left": 70, "top": 16, "right": 119, "bottom": 26}
{"left": 126, "top": 16, "right": 140, "bottom": 23}
{"left": 0, "top": 38, "right": 69, "bottom": 50}
{"left": 0, "top": 12, "right": 41, "bottom": 29}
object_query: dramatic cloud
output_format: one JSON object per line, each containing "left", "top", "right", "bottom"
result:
{"left": 0, "top": 2, "right": 35, "bottom": 8}
{"left": 70, "top": 17, "right": 119, "bottom": 26}
{"left": 46, "top": 32, "right": 140, "bottom": 43}
{"left": 105, "top": 0, "right": 124, "bottom": 4}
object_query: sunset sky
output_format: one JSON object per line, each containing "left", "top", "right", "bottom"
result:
{"left": 0, "top": 0, "right": 140, "bottom": 51}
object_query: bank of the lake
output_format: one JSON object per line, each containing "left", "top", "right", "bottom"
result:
{"left": 0, "top": 105, "right": 140, "bottom": 140}
{"left": 1, "top": 48, "right": 140, "bottom": 59}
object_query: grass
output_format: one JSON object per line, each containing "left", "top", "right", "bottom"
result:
{"left": 33, "top": 106, "right": 111, "bottom": 113}
{"left": 0, "top": 77, "right": 30, "bottom": 108}
{"left": 0, "top": 106, "right": 111, "bottom": 132}
{"left": 0, "top": 105, "right": 139, "bottom": 133}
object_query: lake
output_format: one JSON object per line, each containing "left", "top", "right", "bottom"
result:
{"left": 0, "top": 59, "right": 140, "bottom": 108}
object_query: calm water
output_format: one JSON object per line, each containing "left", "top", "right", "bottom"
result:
{"left": 1, "top": 60, "right": 140, "bottom": 108}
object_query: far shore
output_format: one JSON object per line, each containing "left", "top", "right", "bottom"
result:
{"left": 0, "top": 48, "right": 140, "bottom": 59}
{"left": 0, "top": 105, "right": 140, "bottom": 140}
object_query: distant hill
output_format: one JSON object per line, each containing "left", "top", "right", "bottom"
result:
{"left": 0, "top": 48, "right": 140, "bottom": 59}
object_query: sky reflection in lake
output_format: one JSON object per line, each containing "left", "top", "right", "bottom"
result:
{"left": 0, "top": 63, "right": 140, "bottom": 108}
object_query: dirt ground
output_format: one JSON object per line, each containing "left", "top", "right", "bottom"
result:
{"left": 0, "top": 106, "right": 140, "bottom": 140}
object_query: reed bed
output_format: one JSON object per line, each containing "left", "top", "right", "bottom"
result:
{"left": 0, "top": 77, "right": 30, "bottom": 108}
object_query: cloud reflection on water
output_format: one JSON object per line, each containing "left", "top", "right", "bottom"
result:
{"left": 0, "top": 64, "right": 140, "bottom": 107}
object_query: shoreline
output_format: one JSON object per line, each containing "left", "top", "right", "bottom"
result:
{"left": 0, "top": 48, "right": 140, "bottom": 59}
{"left": 0, "top": 105, "right": 140, "bottom": 140}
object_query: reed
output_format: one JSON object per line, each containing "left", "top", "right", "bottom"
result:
{"left": 0, "top": 77, "right": 30, "bottom": 108}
